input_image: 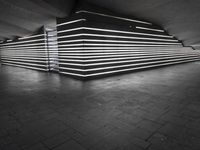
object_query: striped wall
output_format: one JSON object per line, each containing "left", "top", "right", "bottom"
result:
{"left": 0, "top": 29, "right": 49, "bottom": 71}
{"left": 57, "top": 10, "right": 200, "bottom": 79}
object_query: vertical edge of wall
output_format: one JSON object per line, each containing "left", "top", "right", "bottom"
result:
{"left": 56, "top": 12, "right": 86, "bottom": 80}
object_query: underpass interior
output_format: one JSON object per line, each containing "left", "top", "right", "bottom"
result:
{"left": 0, "top": 0, "right": 200, "bottom": 150}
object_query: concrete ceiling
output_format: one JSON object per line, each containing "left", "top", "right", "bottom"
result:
{"left": 0, "top": 0, "right": 200, "bottom": 48}
{"left": 0, "top": 0, "right": 75, "bottom": 40}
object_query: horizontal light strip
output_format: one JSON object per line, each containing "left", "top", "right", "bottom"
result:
{"left": 76, "top": 10, "right": 152, "bottom": 25}
{"left": 59, "top": 71, "right": 85, "bottom": 77}
{"left": 1, "top": 50, "right": 56, "bottom": 53}
{"left": 1, "top": 38, "right": 46, "bottom": 46}
{"left": 60, "top": 58, "right": 200, "bottom": 77}
{"left": 1, "top": 51, "right": 49, "bottom": 54}
{"left": 59, "top": 46, "right": 185, "bottom": 53}
{"left": 59, "top": 53, "right": 198, "bottom": 58}
{"left": 1, "top": 56, "right": 48, "bottom": 60}
{"left": 85, "top": 57, "right": 200, "bottom": 73}
{"left": 1, "top": 54, "right": 48, "bottom": 58}
{"left": 1, "top": 60, "right": 47, "bottom": 67}
{"left": 58, "top": 43, "right": 180, "bottom": 47}
{"left": 83, "top": 58, "right": 200, "bottom": 76}
{"left": 1, "top": 54, "right": 48, "bottom": 57}
{"left": 58, "top": 39, "right": 83, "bottom": 44}
{"left": 2, "top": 58, "right": 47, "bottom": 63}
{"left": 57, "top": 39, "right": 181, "bottom": 45}
{"left": 58, "top": 50, "right": 192, "bottom": 54}
{"left": 57, "top": 19, "right": 86, "bottom": 27}
{"left": 18, "top": 34, "right": 45, "bottom": 40}
{"left": 59, "top": 56, "right": 200, "bottom": 73}
{"left": 2, "top": 63, "right": 48, "bottom": 71}
{"left": 2, "top": 47, "right": 46, "bottom": 51}
{"left": 59, "top": 54, "right": 196, "bottom": 63}
{"left": 1, "top": 48, "right": 47, "bottom": 51}
{"left": 136, "top": 26, "right": 165, "bottom": 32}
{"left": 58, "top": 51, "right": 196, "bottom": 56}
{"left": 57, "top": 27, "right": 173, "bottom": 38}
{"left": 2, "top": 43, "right": 45, "bottom": 48}
{"left": 55, "top": 48, "right": 196, "bottom": 52}
{"left": 59, "top": 55, "right": 199, "bottom": 67}
{"left": 1, "top": 48, "right": 57, "bottom": 51}
{"left": 58, "top": 52, "right": 194, "bottom": 59}
{"left": 57, "top": 33, "right": 178, "bottom": 42}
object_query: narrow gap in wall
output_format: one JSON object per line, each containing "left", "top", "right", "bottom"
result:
{"left": 45, "top": 27, "right": 59, "bottom": 72}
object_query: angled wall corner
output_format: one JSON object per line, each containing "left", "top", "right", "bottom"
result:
{"left": 56, "top": 3, "right": 200, "bottom": 79}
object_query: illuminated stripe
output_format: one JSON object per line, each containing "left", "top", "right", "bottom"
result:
{"left": 56, "top": 46, "right": 184, "bottom": 53}
{"left": 58, "top": 52, "right": 192, "bottom": 59}
{"left": 57, "top": 39, "right": 181, "bottom": 45}
{"left": 2, "top": 58, "right": 47, "bottom": 63}
{"left": 1, "top": 60, "right": 47, "bottom": 67}
{"left": 59, "top": 54, "right": 196, "bottom": 63}
{"left": 57, "top": 43, "right": 180, "bottom": 47}
{"left": 136, "top": 26, "right": 165, "bottom": 32}
{"left": 59, "top": 56, "right": 200, "bottom": 73}
{"left": 18, "top": 34, "right": 45, "bottom": 40}
{"left": 2, "top": 62, "right": 48, "bottom": 71}
{"left": 58, "top": 51, "right": 190, "bottom": 56}
{"left": 1, "top": 54, "right": 49, "bottom": 57}
{"left": 60, "top": 58, "right": 200, "bottom": 77}
{"left": 57, "top": 27, "right": 173, "bottom": 38}
{"left": 76, "top": 10, "right": 152, "bottom": 25}
{"left": 59, "top": 55, "right": 199, "bottom": 67}
{"left": 1, "top": 38, "right": 46, "bottom": 46}
{"left": 1, "top": 56, "right": 48, "bottom": 60}
{"left": 57, "top": 33, "right": 178, "bottom": 42}
{"left": 59, "top": 52, "right": 197, "bottom": 57}
{"left": 57, "top": 19, "right": 86, "bottom": 27}
{"left": 2, "top": 43, "right": 45, "bottom": 48}
{"left": 1, "top": 48, "right": 58, "bottom": 51}
{"left": 59, "top": 71, "right": 85, "bottom": 77}
{"left": 57, "top": 50, "right": 191, "bottom": 54}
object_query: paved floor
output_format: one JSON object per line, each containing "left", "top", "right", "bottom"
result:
{"left": 0, "top": 62, "right": 200, "bottom": 150}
